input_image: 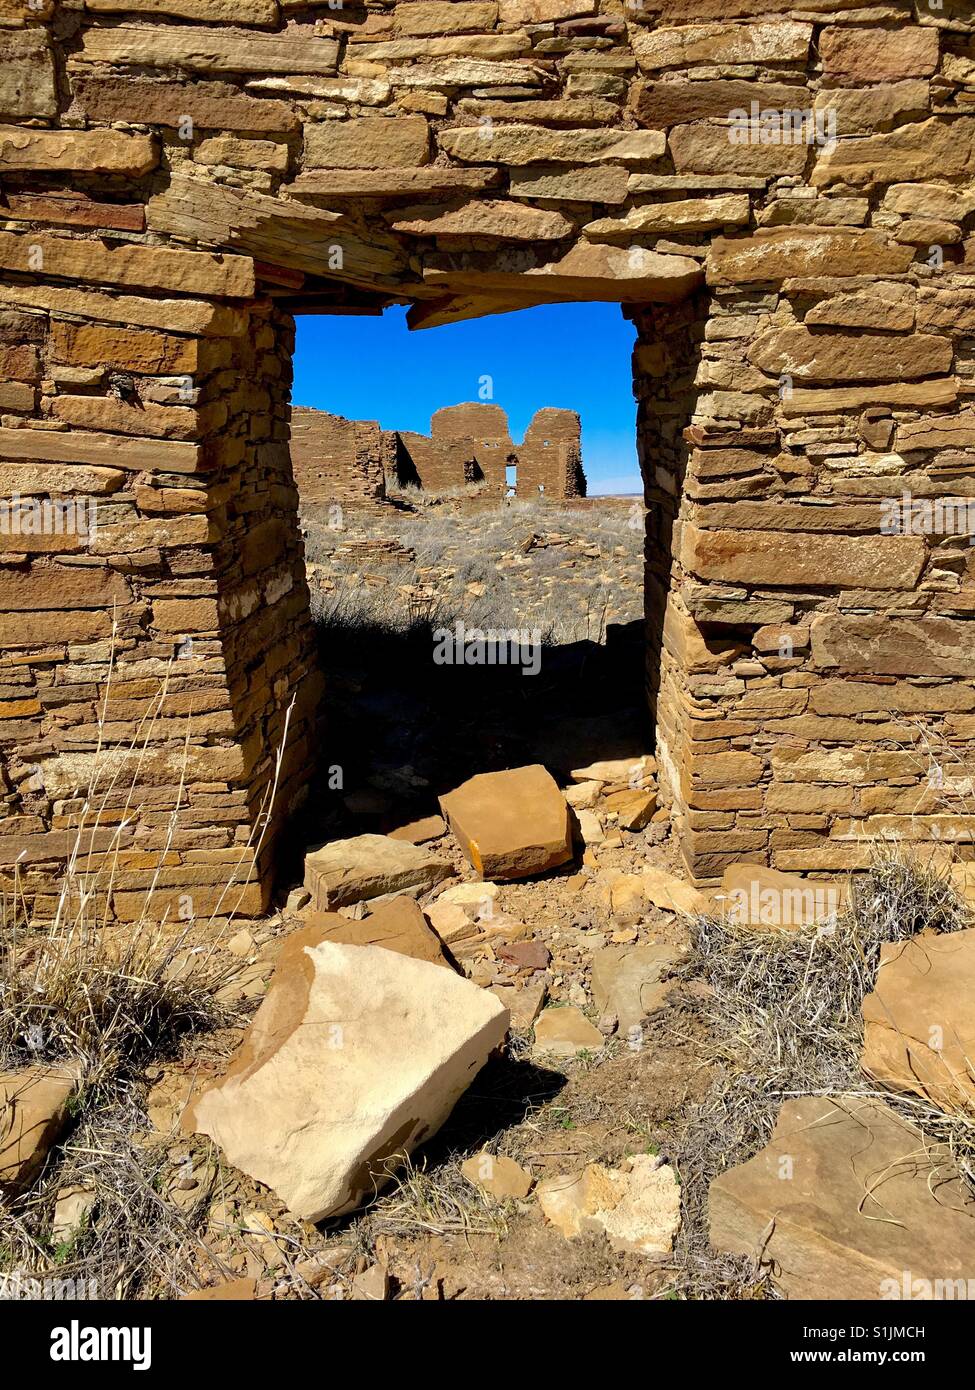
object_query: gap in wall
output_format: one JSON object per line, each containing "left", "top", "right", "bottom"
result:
{"left": 280, "top": 303, "right": 652, "bottom": 873}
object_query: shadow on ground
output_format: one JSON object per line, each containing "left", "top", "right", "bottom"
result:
{"left": 278, "top": 612, "right": 652, "bottom": 888}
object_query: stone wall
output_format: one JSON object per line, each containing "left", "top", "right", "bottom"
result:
{"left": 290, "top": 406, "right": 390, "bottom": 504}
{"left": 2, "top": 0, "right": 975, "bottom": 910}
{"left": 291, "top": 402, "right": 586, "bottom": 499}
{"left": 395, "top": 401, "right": 586, "bottom": 496}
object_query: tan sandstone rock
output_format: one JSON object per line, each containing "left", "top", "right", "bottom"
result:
{"left": 641, "top": 866, "right": 711, "bottom": 917}
{"left": 185, "top": 940, "right": 508, "bottom": 1222}
{"left": 0, "top": 1065, "right": 79, "bottom": 1193}
{"left": 439, "top": 764, "right": 572, "bottom": 879}
{"left": 303, "top": 833, "right": 451, "bottom": 909}
{"left": 591, "top": 941, "right": 687, "bottom": 1032}
{"left": 862, "top": 928, "right": 975, "bottom": 1114}
{"left": 537, "top": 1156, "right": 680, "bottom": 1256}
{"left": 296, "top": 899, "right": 454, "bottom": 969}
{"left": 533, "top": 1004, "right": 603, "bottom": 1056}
{"left": 713, "top": 864, "right": 847, "bottom": 930}
{"left": 710, "top": 1096, "right": 975, "bottom": 1299}
{"left": 461, "top": 1152, "right": 533, "bottom": 1200}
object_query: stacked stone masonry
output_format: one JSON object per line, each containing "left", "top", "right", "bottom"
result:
{"left": 290, "top": 406, "right": 391, "bottom": 503}
{"left": 2, "top": 0, "right": 975, "bottom": 914}
{"left": 396, "top": 401, "right": 586, "bottom": 496}
{"left": 290, "top": 401, "right": 585, "bottom": 501}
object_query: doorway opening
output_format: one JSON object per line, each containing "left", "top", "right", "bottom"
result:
{"left": 276, "top": 296, "right": 705, "bottom": 878}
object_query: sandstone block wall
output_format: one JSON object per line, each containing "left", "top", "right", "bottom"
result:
{"left": 2, "top": 0, "right": 975, "bottom": 909}
{"left": 292, "top": 401, "right": 586, "bottom": 499}
{"left": 290, "top": 406, "right": 390, "bottom": 504}
{"left": 394, "top": 402, "right": 586, "bottom": 496}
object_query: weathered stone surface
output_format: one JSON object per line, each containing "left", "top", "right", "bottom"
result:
{"left": 295, "top": 899, "right": 454, "bottom": 969}
{"left": 0, "top": 231, "right": 253, "bottom": 299}
{"left": 641, "top": 866, "right": 711, "bottom": 916}
{"left": 602, "top": 787, "right": 656, "bottom": 829}
{"left": 0, "top": 425, "right": 201, "bottom": 475}
{"left": 439, "top": 765, "right": 572, "bottom": 879}
{"left": 819, "top": 25, "right": 939, "bottom": 82}
{"left": 303, "top": 833, "right": 451, "bottom": 910}
{"left": 423, "top": 241, "right": 702, "bottom": 304}
{"left": 862, "top": 929, "right": 975, "bottom": 1113}
{"left": 436, "top": 880, "right": 502, "bottom": 916}
{"left": 75, "top": 25, "right": 341, "bottom": 74}
{"left": 748, "top": 327, "right": 952, "bottom": 382}
{"left": 459, "top": 98, "right": 617, "bottom": 128}
{"left": 708, "top": 229, "right": 913, "bottom": 284}
{"left": 71, "top": 76, "right": 299, "bottom": 133}
{"left": 290, "top": 167, "right": 499, "bottom": 199}
{"left": 713, "top": 864, "right": 846, "bottom": 930}
{"left": 440, "top": 124, "right": 666, "bottom": 166}
{"left": 50, "top": 321, "right": 200, "bottom": 374}
{"left": 389, "top": 199, "right": 572, "bottom": 242}
{"left": 86, "top": 0, "right": 277, "bottom": 17}
{"left": 571, "top": 754, "right": 654, "bottom": 785}
{"left": 682, "top": 525, "right": 925, "bottom": 591}
{"left": 805, "top": 282, "right": 915, "bottom": 331}
{"left": 0, "top": 126, "right": 157, "bottom": 175}
{"left": 634, "top": 80, "right": 809, "bottom": 129}
{"left": 388, "top": 59, "right": 544, "bottom": 89}
{"left": 508, "top": 164, "right": 629, "bottom": 204}
{"left": 461, "top": 1152, "right": 533, "bottom": 1200}
{"left": 388, "top": 813, "right": 446, "bottom": 844}
{"left": 630, "top": 20, "right": 811, "bottom": 72}
{"left": 670, "top": 123, "right": 809, "bottom": 177}
{"left": 185, "top": 940, "right": 508, "bottom": 1221}
{"left": 781, "top": 379, "right": 957, "bottom": 416}
{"left": 194, "top": 135, "right": 289, "bottom": 172}
{"left": 591, "top": 942, "right": 685, "bottom": 1031}
{"left": 813, "top": 81, "right": 929, "bottom": 138}
{"left": 537, "top": 1156, "right": 680, "bottom": 1255}
{"left": 710, "top": 1097, "right": 975, "bottom": 1299}
{"left": 396, "top": 2, "right": 498, "bottom": 34}
{"left": 147, "top": 174, "right": 404, "bottom": 287}
{"left": 896, "top": 410, "right": 975, "bottom": 452}
{"left": 586, "top": 195, "right": 749, "bottom": 241}
{"left": 533, "top": 1004, "right": 603, "bottom": 1055}
{"left": 810, "top": 615, "right": 975, "bottom": 679}
{"left": 304, "top": 115, "right": 430, "bottom": 168}
{"left": 758, "top": 194, "right": 868, "bottom": 228}
{"left": 884, "top": 183, "right": 975, "bottom": 222}
{"left": 0, "top": 1066, "right": 79, "bottom": 1193}
{"left": 498, "top": 0, "right": 594, "bottom": 20}
{"left": 0, "top": 30, "right": 57, "bottom": 119}
{"left": 813, "top": 119, "right": 975, "bottom": 188}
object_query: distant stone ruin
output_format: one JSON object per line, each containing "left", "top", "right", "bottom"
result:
{"left": 290, "top": 408, "right": 394, "bottom": 506}
{"left": 291, "top": 402, "right": 586, "bottom": 505}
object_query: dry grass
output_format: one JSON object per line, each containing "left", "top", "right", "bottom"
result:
{"left": 361, "top": 1154, "right": 509, "bottom": 1243}
{"left": 665, "top": 845, "right": 974, "bottom": 1298}
{"left": 0, "top": 643, "right": 300, "bottom": 1298}
{"left": 0, "top": 915, "right": 243, "bottom": 1092}
{"left": 303, "top": 495, "right": 640, "bottom": 646}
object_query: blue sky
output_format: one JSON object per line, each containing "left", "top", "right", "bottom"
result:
{"left": 293, "top": 302, "right": 641, "bottom": 495}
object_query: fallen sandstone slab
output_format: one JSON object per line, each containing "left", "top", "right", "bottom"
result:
{"left": 303, "top": 832, "right": 451, "bottom": 909}
{"left": 0, "top": 1064, "right": 80, "bottom": 1194}
{"left": 709, "top": 1096, "right": 975, "bottom": 1299}
{"left": 861, "top": 927, "right": 975, "bottom": 1113}
{"left": 185, "top": 938, "right": 508, "bottom": 1222}
{"left": 712, "top": 862, "right": 848, "bottom": 929}
{"left": 439, "top": 764, "right": 572, "bottom": 879}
